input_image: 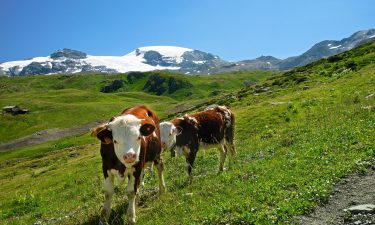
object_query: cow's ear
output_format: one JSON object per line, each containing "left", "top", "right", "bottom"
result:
{"left": 140, "top": 123, "right": 155, "bottom": 136}
{"left": 183, "top": 115, "right": 198, "bottom": 128}
{"left": 91, "top": 124, "right": 113, "bottom": 144}
{"left": 175, "top": 126, "right": 183, "bottom": 135}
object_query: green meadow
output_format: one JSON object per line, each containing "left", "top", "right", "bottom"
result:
{"left": 0, "top": 41, "right": 374, "bottom": 224}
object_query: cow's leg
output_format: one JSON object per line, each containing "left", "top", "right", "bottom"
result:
{"left": 102, "top": 172, "right": 114, "bottom": 218}
{"left": 154, "top": 158, "right": 166, "bottom": 194}
{"left": 226, "top": 138, "right": 236, "bottom": 156}
{"left": 126, "top": 174, "right": 136, "bottom": 224}
{"left": 226, "top": 123, "right": 236, "bottom": 155}
{"left": 225, "top": 135, "right": 236, "bottom": 170}
{"left": 219, "top": 141, "right": 228, "bottom": 173}
{"left": 170, "top": 143, "right": 176, "bottom": 157}
{"left": 186, "top": 148, "right": 197, "bottom": 184}
{"left": 117, "top": 174, "right": 125, "bottom": 186}
{"left": 140, "top": 162, "right": 152, "bottom": 188}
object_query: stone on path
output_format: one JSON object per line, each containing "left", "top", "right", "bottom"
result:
{"left": 345, "top": 204, "right": 375, "bottom": 214}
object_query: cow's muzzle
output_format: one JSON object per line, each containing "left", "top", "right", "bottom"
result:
{"left": 123, "top": 152, "right": 137, "bottom": 163}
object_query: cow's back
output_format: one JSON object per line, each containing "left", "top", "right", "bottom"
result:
{"left": 191, "top": 110, "right": 224, "bottom": 144}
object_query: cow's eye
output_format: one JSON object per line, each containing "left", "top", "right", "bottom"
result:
{"left": 113, "top": 140, "right": 118, "bottom": 144}
{"left": 138, "top": 136, "right": 141, "bottom": 141}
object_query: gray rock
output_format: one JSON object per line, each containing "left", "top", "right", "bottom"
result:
{"left": 270, "top": 102, "right": 285, "bottom": 105}
{"left": 345, "top": 204, "right": 375, "bottom": 214}
{"left": 50, "top": 48, "right": 87, "bottom": 59}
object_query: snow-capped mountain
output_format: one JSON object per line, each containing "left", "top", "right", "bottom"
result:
{"left": 0, "top": 46, "right": 229, "bottom": 76}
{"left": 0, "top": 29, "right": 374, "bottom": 76}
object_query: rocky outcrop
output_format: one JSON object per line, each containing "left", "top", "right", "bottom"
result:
{"left": 50, "top": 49, "right": 87, "bottom": 59}
{"left": 142, "top": 74, "right": 192, "bottom": 95}
{"left": 100, "top": 80, "right": 124, "bottom": 93}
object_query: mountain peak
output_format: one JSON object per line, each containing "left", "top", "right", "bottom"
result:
{"left": 50, "top": 48, "right": 87, "bottom": 59}
{"left": 349, "top": 28, "right": 375, "bottom": 39}
{"left": 130, "top": 46, "right": 193, "bottom": 58}
{"left": 255, "top": 55, "right": 280, "bottom": 61}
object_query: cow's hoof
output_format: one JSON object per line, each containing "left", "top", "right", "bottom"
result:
{"left": 159, "top": 188, "right": 166, "bottom": 195}
{"left": 100, "top": 207, "right": 110, "bottom": 220}
{"left": 98, "top": 219, "right": 106, "bottom": 225}
{"left": 127, "top": 218, "right": 136, "bottom": 225}
{"left": 217, "top": 168, "right": 226, "bottom": 174}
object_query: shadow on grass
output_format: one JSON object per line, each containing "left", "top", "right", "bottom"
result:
{"left": 81, "top": 203, "right": 127, "bottom": 225}
{"left": 81, "top": 188, "right": 161, "bottom": 225}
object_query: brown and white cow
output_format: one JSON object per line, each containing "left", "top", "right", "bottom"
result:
{"left": 162, "top": 105, "right": 235, "bottom": 184}
{"left": 91, "top": 105, "right": 165, "bottom": 224}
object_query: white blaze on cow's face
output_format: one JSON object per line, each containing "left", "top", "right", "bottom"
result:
{"left": 107, "top": 115, "right": 143, "bottom": 168}
{"left": 160, "top": 122, "right": 177, "bottom": 150}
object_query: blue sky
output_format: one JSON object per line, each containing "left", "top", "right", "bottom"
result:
{"left": 0, "top": 0, "right": 374, "bottom": 62}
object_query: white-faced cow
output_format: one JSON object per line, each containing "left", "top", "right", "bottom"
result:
{"left": 91, "top": 105, "right": 165, "bottom": 224}
{"left": 162, "top": 105, "right": 235, "bottom": 184}
{"left": 160, "top": 121, "right": 178, "bottom": 156}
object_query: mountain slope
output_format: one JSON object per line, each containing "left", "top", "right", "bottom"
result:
{"left": 278, "top": 29, "right": 375, "bottom": 70}
{"left": 222, "top": 29, "right": 375, "bottom": 72}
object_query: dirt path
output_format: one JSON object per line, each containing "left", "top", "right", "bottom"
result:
{"left": 0, "top": 121, "right": 103, "bottom": 152}
{"left": 295, "top": 165, "right": 375, "bottom": 225}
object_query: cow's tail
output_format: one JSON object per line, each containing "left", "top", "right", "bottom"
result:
{"left": 218, "top": 106, "right": 236, "bottom": 156}
{"left": 226, "top": 110, "right": 236, "bottom": 156}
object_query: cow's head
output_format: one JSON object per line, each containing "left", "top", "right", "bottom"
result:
{"left": 160, "top": 121, "right": 178, "bottom": 150}
{"left": 171, "top": 115, "right": 198, "bottom": 144}
{"left": 91, "top": 114, "right": 155, "bottom": 168}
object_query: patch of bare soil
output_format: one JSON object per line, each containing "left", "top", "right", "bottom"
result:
{"left": 295, "top": 165, "right": 375, "bottom": 225}
{"left": 0, "top": 121, "right": 103, "bottom": 152}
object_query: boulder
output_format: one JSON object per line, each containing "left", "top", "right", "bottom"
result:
{"left": 100, "top": 80, "right": 124, "bottom": 93}
{"left": 345, "top": 204, "right": 375, "bottom": 214}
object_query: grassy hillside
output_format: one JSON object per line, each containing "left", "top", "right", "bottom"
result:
{"left": 0, "top": 41, "right": 374, "bottom": 224}
{"left": 0, "top": 70, "right": 272, "bottom": 143}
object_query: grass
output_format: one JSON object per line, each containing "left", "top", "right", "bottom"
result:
{"left": 0, "top": 71, "right": 272, "bottom": 143}
{"left": 134, "top": 63, "right": 375, "bottom": 224}
{"left": 0, "top": 89, "right": 175, "bottom": 143}
{"left": 0, "top": 41, "right": 374, "bottom": 224}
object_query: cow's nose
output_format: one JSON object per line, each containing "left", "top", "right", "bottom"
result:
{"left": 123, "top": 152, "right": 136, "bottom": 163}
{"left": 161, "top": 142, "right": 166, "bottom": 148}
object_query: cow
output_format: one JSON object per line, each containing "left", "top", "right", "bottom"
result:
{"left": 91, "top": 105, "right": 165, "bottom": 224}
{"left": 160, "top": 121, "right": 178, "bottom": 156}
{"left": 161, "top": 105, "right": 235, "bottom": 184}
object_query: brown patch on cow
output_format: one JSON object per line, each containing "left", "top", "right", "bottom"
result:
{"left": 121, "top": 105, "right": 158, "bottom": 127}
